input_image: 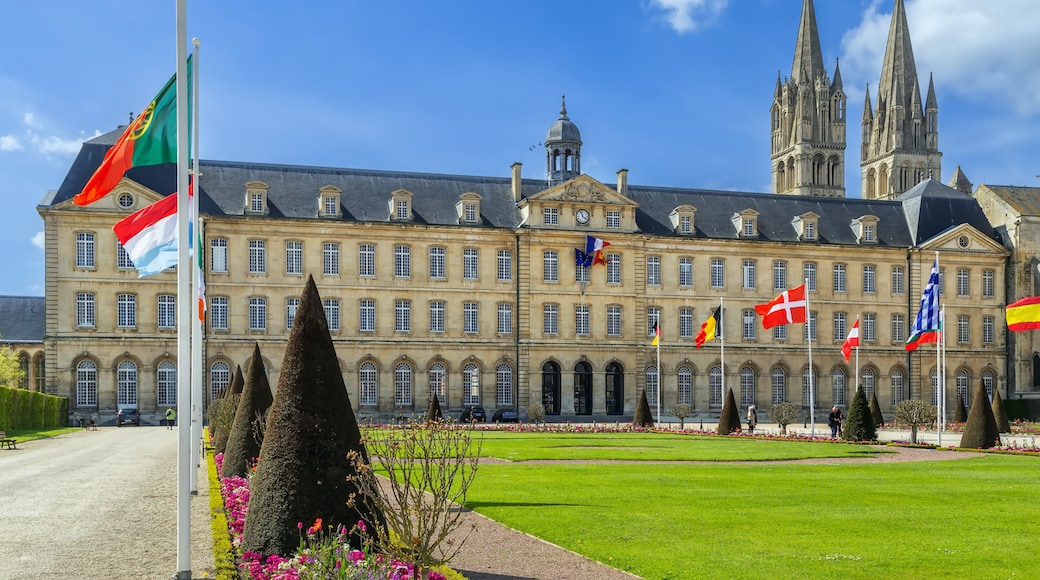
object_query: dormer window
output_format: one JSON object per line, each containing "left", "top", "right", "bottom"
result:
{"left": 864, "top": 224, "right": 875, "bottom": 242}
{"left": 244, "top": 181, "right": 269, "bottom": 215}
{"left": 543, "top": 207, "right": 559, "bottom": 226}
{"left": 853, "top": 215, "right": 879, "bottom": 244}
{"left": 318, "top": 185, "right": 342, "bottom": 218}
{"left": 733, "top": 209, "right": 759, "bottom": 238}
{"left": 793, "top": 212, "right": 819, "bottom": 241}
{"left": 805, "top": 222, "right": 816, "bottom": 240}
{"left": 389, "top": 189, "right": 414, "bottom": 221}
{"left": 456, "top": 192, "right": 481, "bottom": 224}
{"left": 669, "top": 205, "right": 696, "bottom": 236}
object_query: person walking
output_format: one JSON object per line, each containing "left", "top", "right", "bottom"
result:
{"left": 746, "top": 405, "right": 758, "bottom": 434}
{"left": 828, "top": 406, "right": 844, "bottom": 438}
{"left": 165, "top": 407, "right": 176, "bottom": 430}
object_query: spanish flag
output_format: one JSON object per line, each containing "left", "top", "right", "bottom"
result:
{"left": 695, "top": 307, "right": 720, "bottom": 348}
{"left": 651, "top": 322, "right": 661, "bottom": 346}
{"left": 1006, "top": 296, "right": 1040, "bottom": 332}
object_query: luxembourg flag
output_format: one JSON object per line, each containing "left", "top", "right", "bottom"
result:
{"left": 113, "top": 194, "right": 179, "bottom": 277}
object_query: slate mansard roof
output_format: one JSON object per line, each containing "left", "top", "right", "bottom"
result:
{"left": 43, "top": 128, "right": 1000, "bottom": 249}
{"left": 0, "top": 296, "right": 45, "bottom": 344}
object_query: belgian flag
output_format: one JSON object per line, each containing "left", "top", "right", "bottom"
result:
{"left": 695, "top": 307, "right": 720, "bottom": 348}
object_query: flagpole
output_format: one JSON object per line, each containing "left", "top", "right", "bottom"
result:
{"left": 720, "top": 297, "right": 725, "bottom": 414}
{"left": 854, "top": 315, "right": 860, "bottom": 398}
{"left": 939, "top": 305, "right": 946, "bottom": 440}
{"left": 174, "top": 0, "right": 192, "bottom": 577}
{"left": 189, "top": 38, "right": 202, "bottom": 495}
{"left": 805, "top": 278, "right": 815, "bottom": 438}
{"left": 935, "top": 250, "right": 942, "bottom": 447}
{"left": 656, "top": 320, "right": 661, "bottom": 423}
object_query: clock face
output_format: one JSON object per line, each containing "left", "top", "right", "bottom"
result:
{"left": 576, "top": 209, "right": 590, "bottom": 224}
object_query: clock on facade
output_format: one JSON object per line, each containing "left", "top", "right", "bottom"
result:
{"left": 576, "top": 209, "right": 590, "bottom": 224}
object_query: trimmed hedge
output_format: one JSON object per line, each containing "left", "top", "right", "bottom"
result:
{"left": 0, "top": 386, "right": 68, "bottom": 429}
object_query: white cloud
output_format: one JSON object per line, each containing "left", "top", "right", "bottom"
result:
{"left": 30, "top": 231, "right": 44, "bottom": 251}
{"left": 27, "top": 130, "right": 90, "bottom": 156}
{"left": 651, "top": 0, "right": 728, "bottom": 34}
{"left": 841, "top": 0, "right": 1040, "bottom": 115}
{"left": 0, "top": 135, "right": 21, "bottom": 151}
{"left": 23, "top": 112, "right": 38, "bottom": 127}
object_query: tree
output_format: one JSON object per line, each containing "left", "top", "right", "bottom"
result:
{"left": 212, "top": 364, "right": 244, "bottom": 454}
{"left": 992, "top": 387, "right": 1011, "bottom": 433}
{"left": 633, "top": 389, "right": 654, "bottom": 428}
{"left": 717, "top": 388, "right": 741, "bottom": 435}
{"left": 770, "top": 402, "right": 799, "bottom": 435}
{"left": 895, "top": 399, "right": 934, "bottom": 444}
{"left": 526, "top": 402, "right": 546, "bottom": 423}
{"left": 842, "top": 388, "right": 877, "bottom": 441}
{"left": 241, "top": 276, "right": 383, "bottom": 557}
{"left": 671, "top": 404, "right": 691, "bottom": 429}
{"left": 425, "top": 394, "right": 444, "bottom": 423}
{"left": 960, "top": 380, "right": 1000, "bottom": 449}
{"left": 221, "top": 343, "right": 274, "bottom": 479}
{"left": 0, "top": 341, "right": 25, "bottom": 389}
{"left": 869, "top": 390, "right": 884, "bottom": 428}
{"left": 952, "top": 393, "right": 968, "bottom": 423}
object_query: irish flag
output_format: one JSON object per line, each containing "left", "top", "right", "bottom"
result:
{"left": 112, "top": 194, "right": 179, "bottom": 277}
{"left": 74, "top": 58, "right": 192, "bottom": 206}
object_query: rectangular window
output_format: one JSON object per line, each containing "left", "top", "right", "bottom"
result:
{"left": 804, "top": 311, "right": 817, "bottom": 341}
{"left": 497, "top": 250, "right": 512, "bottom": 281}
{"left": 324, "top": 195, "right": 338, "bottom": 216}
{"left": 210, "top": 238, "right": 228, "bottom": 273}
{"left": 394, "top": 245, "right": 411, "bottom": 278}
{"left": 324, "top": 299, "right": 341, "bottom": 331}
{"left": 496, "top": 366, "right": 513, "bottom": 407}
{"left": 607, "top": 305, "right": 621, "bottom": 336}
{"left": 773, "top": 261, "right": 787, "bottom": 291}
{"left": 680, "top": 307, "right": 693, "bottom": 338}
{"left": 679, "top": 258, "right": 693, "bottom": 288}
{"left": 833, "top": 264, "right": 846, "bottom": 293}
{"left": 606, "top": 211, "right": 621, "bottom": 229}
{"left": 680, "top": 215, "right": 691, "bottom": 234}
{"left": 286, "top": 241, "right": 303, "bottom": 275}
{"left": 463, "top": 302, "right": 479, "bottom": 334}
{"left": 743, "top": 218, "right": 755, "bottom": 237}
{"left": 463, "top": 248, "right": 479, "bottom": 280}
{"left": 774, "top": 324, "right": 787, "bottom": 340}
{"left": 543, "top": 207, "right": 559, "bottom": 225}
{"left": 711, "top": 259, "right": 725, "bottom": 288}
{"left": 833, "top": 312, "right": 846, "bottom": 343}
{"left": 543, "top": 304, "right": 558, "bottom": 335}
{"left": 395, "top": 300, "right": 410, "bottom": 332}
{"left": 863, "top": 265, "right": 876, "bottom": 294}
{"left": 249, "top": 297, "right": 267, "bottom": 331}
{"left": 359, "top": 244, "right": 375, "bottom": 277}
{"left": 891, "top": 314, "right": 906, "bottom": 343}
{"left": 863, "top": 313, "right": 876, "bottom": 342}
{"left": 395, "top": 199, "right": 409, "bottom": 219}
{"left": 983, "top": 316, "right": 995, "bottom": 345}
{"left": 359, "top": 300, "right": 375, "bottom": 332}
{"left": 647, "top": 307, "right": 661, "bottom": 338}
{"left": 249, "top": 240, "right": 266, "bottom": 274}
{"left": 323, "top": 243, "right": 340, "bottom": 276}
{"left": 464, "top": 203, "right": 477, "bottom": 223}
{"left": 210, "top": 297, "right": 228, "bottom": 330}
{"left": 543, "top": 250, "right": 559, "bottom": 282}
{"left": 117, "top": 294, "right": 136, "bottom": 328}
{"left": 958, "top": 315, "right": 970, "bottom": 344}
{"left": 804, "top": 262, "right": 817, "bottom": 292}
{"left": 429, "top": 301, "right": 445, "bottom": 333}
{"left": 498, "top": 303, "right": 513, "bottom": 335}
{"left": 117, "top": 243, "right": 134, "bottom": 269}
{"left": 607, "top": 254, "right": 621, "bottom": 285}
{"left": 742, "top": 309, "right": 756, "bottom": 340}
{"left": 957, "top": 268, "right": 970, "bottom": 297}
{"left": 892, "top": 266, "right": 905, "bottom": 295}
{"left": 647, "top": 256, "right": 661, "bottom": 286}
{"left": 429, "top": 247, "right": 446, "bottom": 280}
{"left": 805, "top": 221, "right": 816, "bottom": 240}
{"left": 742, "top": 259, "right": 756, "bottom": 289}
{"left": 287, "top": 298, "right": 299, "bottom": 331}
{"left": 76, "top": 232, "right": 95, "bottom": 268}
{"left": 576, "top": 261, "right": 589, "bottom": 284}
{"left": 157, "top": 295, "right": 175, "bottom": 329}
{"left": 575, "top": 305, "right": 589, "bottom": 336}
{"left": 982, "top": 270, "right": 995, "bottom": 298}
{"left": 863, "top": 224, "right": 876, "bottom": 243}
{"left": 76, "top": 293, "right": 95, "bottom": 327}
{"left": 250, "top": 192, "right": 264, "bottom": 212}
{"left": 939, "top": 268, "right": 946, "bottom": 295}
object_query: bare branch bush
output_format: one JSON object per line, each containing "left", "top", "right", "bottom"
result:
{"left": 526, "top": 402, "right": 546, "bottom": 423}
{"left": 670, "top": 404, "right": 691, "bottom": 429}
{"left": 347, "top": 420, "right": 482, "bottom": 574}
{"left": 895, "top": 399, "right": 935, "bottom": 444}
{"left": 770, "top": 402, "right": 799, "bottom": 435}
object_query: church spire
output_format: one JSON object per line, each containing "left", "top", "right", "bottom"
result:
{"left": 791, "top": 0, "right": 825, "bottom": 83}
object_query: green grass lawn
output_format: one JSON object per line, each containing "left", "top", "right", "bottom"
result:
{"left": 3, "top": 427, "right": 81, "bottom": 443}
{"left": 461, "top": 431, "right": 1038, "bottom": 579}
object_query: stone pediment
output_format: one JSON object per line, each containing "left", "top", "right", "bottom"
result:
{"left": 526, "top": 175, "right": 638, "bottom": 207}
{"left": 52, "top": 176, "right": 167, "bottom": 214}
{"left": 919, "top": 223, "right": 1008, "bottom": 256}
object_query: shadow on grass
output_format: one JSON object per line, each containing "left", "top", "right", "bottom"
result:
{"left": 465, "top": 501, "right": 589, "bottom": 509}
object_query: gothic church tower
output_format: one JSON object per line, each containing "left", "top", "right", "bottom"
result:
{"left": 860, "top": 0, "right": 941, "bottom": 200}
{"left": 770, "top": 0, "right": 847, "bottom": 198}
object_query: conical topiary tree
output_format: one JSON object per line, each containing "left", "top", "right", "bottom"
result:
{"left": 992, "top": 387, "right": 1011, "bottom": 433}
{"left": 426, "top": 394, "right": 444, "bottom": 423}
{"left": 632, "top": 389, "right": 654, "bottom": 428}
{"left": 960, "top": 380, "right": 1000, "bottom": 449}
{"left": 869, "top": 390, "right": 884, "bottom": 428}
{"left": 241, "top": 276, "right": 383, "bottom": 557}
{"left": 221, "top": 343, "right": 275, "bottom": 479}
{"left": 953, "top": 393, "right": 968, "bottom": 423}
{"left": 717, "top": 388, "right": 742, "bottom": 435}
{"left": 212, "top": 365, "right": 245, "bottom": 454}
{"left": 842, "top": 387, "right": 877, "bottom": 441}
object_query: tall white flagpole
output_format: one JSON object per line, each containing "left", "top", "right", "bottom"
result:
{"left": 854, "top": 315, "right": 860, "bottom": 396}
{"left": 805, "top": 279, "right": 815, "bottom": 438}
{"left": 935, "top": 250, "right": 942, "bottom": 447}
{"left": 189, "top": 38, "right": 202, "bottom": 495}
{"left": 720, "top": 297, "right": 725, "bottom": 413}
{"left": 656, "top": 320, "right": 661, "bottom": 422}
{"left": 174, "top": 0, "right": 192, "bottom": 577}
{"left": 939, "top": 305, "right": 946, "bottom": 439}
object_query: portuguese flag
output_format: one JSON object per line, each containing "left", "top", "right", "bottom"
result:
{"left": 74, "top": 58, "right": 192, "bottom": 206}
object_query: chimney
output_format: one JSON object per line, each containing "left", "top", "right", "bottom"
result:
{"left": 511, "top": 162, "right": 523, "bottom": 202}
{"left": 616, "top": 168, "right": 629, "bottom": 197}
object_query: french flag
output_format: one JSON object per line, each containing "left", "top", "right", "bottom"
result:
{"left": 113, "top": 194, "right": 179, "bottom": 277}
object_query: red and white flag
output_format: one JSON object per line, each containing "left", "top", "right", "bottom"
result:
{"left": 841, "top": 318, "right": 860, "bottom": 362}
{"left": 754, "top": 284, "right": 807, "bottom": 329}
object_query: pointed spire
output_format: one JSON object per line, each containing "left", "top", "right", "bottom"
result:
{"left": 775, "top": 71, "right": 783, "bottom": 99}
{"left": 877, "top": 0, "right": 920, "bottom": 115}
{"left": 559, "top": 94, "right": 568, "bottom": 120}
{"left": 948, "top": 166, "right": 973, "bottom": 195}
{"left": 862, "top": 84, "right": 874, "bottom": 122}
{"left": 925, "top": 72, "right": 938, "bottom": 110}
{"left": 791, "top": 0, "right": 826, "bottom": 82}
{"left": 911, "top": 78, "right": 923, "bottom": 119}
{"left": 831, "top": 59, "right": 843, "bottom": 91}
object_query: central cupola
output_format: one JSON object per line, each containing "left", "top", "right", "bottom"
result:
{"left": 545, "top": 96, "right": 582, "bottom": 186}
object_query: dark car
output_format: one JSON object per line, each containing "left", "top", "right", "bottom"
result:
{"left": 116, "top": 407, "right": 140, "bottom": 426}
{"left": 492, "top": 409, "right": 520, "bottom": 423}
{"left": 459, "top": 405, "right": 487, "bottom": 423}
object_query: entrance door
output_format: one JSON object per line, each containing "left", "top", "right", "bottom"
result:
{"left": 542, "top": 361, "right": 561, "bottom": 415}
{"left": 605, "top": 362, "right": 624, "bottom": 415}
{"left": 574, "top": 362, "right": 592, "bottom": 415}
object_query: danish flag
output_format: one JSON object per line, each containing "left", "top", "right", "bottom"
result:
{"left": 754, "top": 284, "right": 807, "bottom": 329}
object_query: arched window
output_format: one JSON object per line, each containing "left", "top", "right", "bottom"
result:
{"left": 210, "top": 362, "right": 230, "bottom": 403}
{"left": 359, "top": 362, "right": 378, "bottom": 406}
{"left": 18, "top": 354, "right": 29, "bottom": 389}
{"left": 157, "top": 361, "right": 176, "bottom": 406}
{"left": 496, "top": 364, "right": 513, "bottom": 407}
{"left": 1033, "top": 354, "right": 1040, "bottom": 388}
{"left": 982, "top": 370, "right": 995, "bottom": 401}
{"left": 861, "top": 368, "right": 875, "bottom": 400}
{"left": 678, "top": 365, "right": 693, "bottom": 406}
{"left": 956, "top": 370, "right": 969, "bottom": 409}
{"left": 709, "top": 365, "right": 723, "bottom": 408}
{"left": 463, "top": 364, "right": 480, "bottom": 406}
{"left": 428, "top": 363, "right": 446, "bottom": 404}
{"left": 890, "top": 370, "right": 904, "bottom": 407}
{"left": 930, "top": 369, "right": 940, "bottom": 406}
{"left": 740, "top": 367, "right": 755, "bottom": 407}
{"left": 394, "top": 363, "right": 412, "bottom": 406}
{"left": 832, "top": 368, "right": 846, "bottom": 407}
{"left": 117, "top": 360, "right": 138, "bottom": 407}
{"left": 645, "top": 366, "right": 659, "bottom": 407}
{"left": 771, "top": 368, "right": 787, "bottom": 404}
{"left": 33, "top": 353, "right": 45, "bottom": 392}
{"left": 76, "top": 360, "right": 98, "bottom": 407}
{"left": 802, "top": 367, "right": 818, "bottom": 407}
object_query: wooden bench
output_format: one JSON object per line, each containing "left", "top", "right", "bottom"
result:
{"left": 0, "top": 431, "right": 16, "bottom": 450}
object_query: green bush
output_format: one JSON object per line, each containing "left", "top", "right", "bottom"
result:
{"left": 221, "top": 342, "right": 274, "bottom": 479}
{"left": 717, "top": 388, "right": 741, "bottom": 435}
{"left": 426, "top": 394, "right": 444, "bottom": 423}
{"left": 212, "top": 365, "right": 244, "bottom": 454}
{"left": 842, "top": 388, "right": 877, "bottom": 441}
{"left": 633, "top": 389, "right": 654, "bottom": 427}
{"left": 869, "top": 390, "right": 884, "bottom": 427}
{"left": 992, "top": 388, "right": 1011, "bottom": 433}
{"left": 960, "top": 381, "right": 1000, "bottom": 449}
{"left": 0, "top": 386, "right": 68, "bottom": 429}
{"left": 894, "top": 399, "right": 934, "bottom": 444}
{"left": 953, "top": 393, "right": 968, "bottom": 423}
{"left": 769, "top": 402, "right": 799, "bottom": 435}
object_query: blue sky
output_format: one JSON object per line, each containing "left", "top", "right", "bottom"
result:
{"left": 2, "top": 0, "right": 1039, "bottom": 296}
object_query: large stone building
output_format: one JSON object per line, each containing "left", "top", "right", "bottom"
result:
{"left": 34, "top": 0, "right": 1025, "bottom": 423}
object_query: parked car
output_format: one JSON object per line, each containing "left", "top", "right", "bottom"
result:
{"left": 492, "top": 409, "right": 520, "bottom": 423}
{"left": 459, "top": 405, "right": 487, "bottom": 423}
{"left": 116, "top": 407, "right": 140, "bottom": 426}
